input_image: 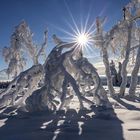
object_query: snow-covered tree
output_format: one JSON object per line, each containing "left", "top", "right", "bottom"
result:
{"left": 93, "top": 17, "right": 116, "bottom": 98}
{"left": 14, "top": 21, "right": 48, "bottom": 65}
{"left": 2, "top": 21, "right": 48, "bottom": 79}
{"left": 2, "top": 34, "right": 26, "bottom": 78}
{"left": 109, "top": 0, "right": 140, "bottom": 97}
{"left": 93, "top": 0, "right": 140, "bottom": 97}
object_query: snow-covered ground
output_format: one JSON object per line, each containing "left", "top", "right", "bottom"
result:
{"left": 0, "top": 95, "right": 140, "bottom": 140}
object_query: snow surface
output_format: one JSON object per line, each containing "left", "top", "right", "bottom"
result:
{"left": 0, "top": 95, "right": 140, "bottom": 140}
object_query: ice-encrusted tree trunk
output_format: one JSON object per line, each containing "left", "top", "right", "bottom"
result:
{"left": 119, "top": 0, "right": 140, "bottom": 96}
{"left": 119, "top": 23, "right": 133, "bottom": 96}
{"left": 129, "top": 44, "right": 140, "bottom": 96}
{"left": 70, "top": 55, "right": 110, "bottom": 107}
{"left": 101, "top": 43, "right": 115, "bottom": 97}
{"left": 128, "top": 0, "right": 140, "bottom": 96}
{"left": 93, "top": 17, "right": 115, "bottom": 97}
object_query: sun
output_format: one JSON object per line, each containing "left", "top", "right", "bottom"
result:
{"left": 76, "top": 33, "right": 89, "bottom": 46}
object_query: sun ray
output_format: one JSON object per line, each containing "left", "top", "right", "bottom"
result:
{"left": 84, "top": 12, "right": 90, "bottom": 33}
{"left": 86, "top": 20, "right": 96, "bottom": 34}
{"left": 83, "top": 0, "right": 94, "bottom": 34}
{"left": 64, "top": 0, "right": 80, "bottom": 35}
{"left": 50, "top": 23, "right": 75, "bottom": 37}
{"left": 65, "top": 20, "right": 80, "bottom": 36}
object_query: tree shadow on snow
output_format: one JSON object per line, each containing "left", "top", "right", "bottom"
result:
{"left": 0, "top": 106, "right": 124, "bottom": 140}
{"left": 124, "top": 95, "right": 140, "bottom": 103}
{"left": 114, "top": 98, "right": 140, "bottom": 111}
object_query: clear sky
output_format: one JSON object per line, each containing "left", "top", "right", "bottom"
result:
{"left": 0, "top": 0, "right": 130, "bottom": 71}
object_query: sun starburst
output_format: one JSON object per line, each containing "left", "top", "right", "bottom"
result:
{"left": 50, "top": 0, "right": 107, "bottom": 58}
{"left": 77, "top": 33, "right": 88, "bottom": 46}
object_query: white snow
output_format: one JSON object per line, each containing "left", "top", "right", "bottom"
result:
{"left": 0, "top": 96, "right": 140, "bottom": 140}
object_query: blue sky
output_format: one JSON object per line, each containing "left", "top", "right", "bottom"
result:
{"left": 0, "top": 0, "right": 130, "bottom": 71}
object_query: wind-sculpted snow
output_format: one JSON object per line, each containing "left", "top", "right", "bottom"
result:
{"left": 25, "top": 42, "right": 110, "bottom": 112}
{"left": 0, "top": 64, "right": 43, "bottom": 108}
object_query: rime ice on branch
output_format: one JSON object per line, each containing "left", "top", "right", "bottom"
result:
{"left": 93, "top": 0, "right": 140, "bottom": 97}
{"left": 0, "top": 64, "right": 43, "bottom": 108}
{"left": 25, "top": 41, "right": 110, "bottom": 112}
{"left": 2, "top": 21, "right": 47, "bottom": 79}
